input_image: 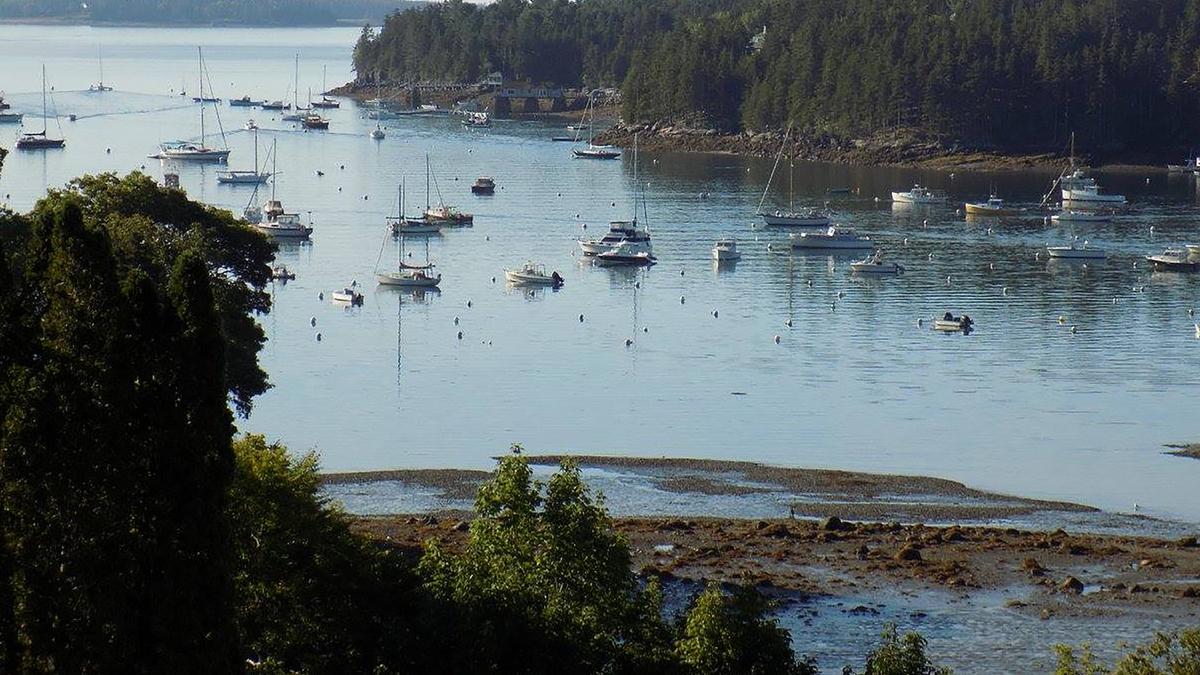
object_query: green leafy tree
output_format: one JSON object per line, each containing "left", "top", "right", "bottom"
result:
{"left": 1055, "top": 629, "right": 1200, "bottom": 675}
{"left": 854, "top": 624, "right": 952, "bottom": 675}
{"left": 675, "top": 583, "right": 815, "bottom": 675}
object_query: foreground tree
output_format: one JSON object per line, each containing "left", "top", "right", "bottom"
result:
{"left": 1055, "top": 629, "right": 1200, "bottom": 675}
{"left": 675, "top": 583, "right": 816, "bottom": 675}
{"left": 0, "top": 202, "right": 241, "bottom": 673}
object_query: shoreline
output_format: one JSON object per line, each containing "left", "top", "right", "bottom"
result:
{"left": 0, "top": 18, "right": 366, "bottom": 28}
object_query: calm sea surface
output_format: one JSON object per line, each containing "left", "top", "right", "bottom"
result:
{"left": 2, "top": 25, "right": 1199, "bottom": 523}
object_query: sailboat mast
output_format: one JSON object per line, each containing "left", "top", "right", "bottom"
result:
{"left": 198, "top": 48, "right": 205, "bottom": 144}
{"left": 426, "top": 154, "right": 430, "bottom": 210}
{"left": 98, "top": 46, "right": 104, "bottom": 88}
{"left": 271, "top": 140, "right": 277, "bottom": 202}
{"left": 41, "top": 64, "right": 47, "bottom": 134}
{"left": 293, "top": 54, "right": 299, "bottom": 109}
{"left": 789, "top": 159, "right": 794, "bottom": 211}
{"left": 632, "top": 133, "right": 638, "bottom": 222}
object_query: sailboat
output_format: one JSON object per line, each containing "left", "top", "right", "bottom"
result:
{"left": 281, "top": 55, "right": 310, "bottom": 122}
{"left": 16, "top": 65, "right": 65, "bottom": 150}
{"left": 370, "top": 72, "right": 386, "bottom": 140}
{"left": 160, "top": 48, "right": 230, "bottom": 162}
{"left": 376, "top": 229, "right": 442, "bottom": 288}
{"left": 1043, "top": 133, "right": 1125, "bottom": 206}
{"left": 217, "top": 127, "right": 271, "bottom": 184}
{"left": 311, "top": 65, "right": 340, "bottom": 109}
{"left": 422, "top": 154, "right": 474, "bottom": 224}
{"left": 253, "top": 141, "right": 313, "bottom": 239}
{"left": 387, "top": 179, "right": 441, "bottom": 235}
{"left": 757, "top": 125, "right": 830, "bottom": 226}
{"left": 573, "top": 93, "right": 621, "bottom": 159}
{"left": 88, "top": 45, "right": 112, "bottom": 92}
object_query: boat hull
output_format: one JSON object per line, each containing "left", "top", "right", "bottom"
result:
{"left": 574, "top": 148, "right": 621, "bottom": 159}
{"left": 16, "top": 137, "right": 65, "bottom": 150}
{"left": 760, "top": 213, "right": 830, "bottom": 227}
{"left": 964, "top": 203, "right": 1019, "bottom": 216}
{"left": 0, "top": 113, "right": 22, "bottom": 124}
{"left": 375, "top": 273, "right": 441, "bottom": 288}
{"left": 161, "top": 149, "right": 230, "bottom": 162}
{"left": 789, "top": 238, "right": 873, "bottom": 250}
{"left": 504, "top": 271, "right": 561, "bottom": 286}
{"left": 254, "top": 225, "right": 312, "bottom": 239}
{"left": 851, "top": 263, "right": 904, "bottom": 274}
{"left": 1047, "top": 247, "right": 1106, "bottom": 260}
{"left": 1062, "top": 190, "right": 1125, "bottom": 204}
{"left": 712, "top": 250, "right": 741, "bottom": 261}
{"left": 892, "top": 192, "right": 943, "bottom": 204}
{"left": 1146, "top": 257, "right": 1199, "bottom": 272}
{"left": 1051, "top": 213, "right": 1111, "bottom": 223}
{"left": 217, "top": 172, "right": 270, "bottom": 185}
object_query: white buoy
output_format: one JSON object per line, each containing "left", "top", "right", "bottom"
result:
{"left": 680, "top": 270, "right": 685, "bottom": 276}
{"left": 310, "top": 317, "right": 317, "bottom": 327}
{"left": 917, "top": 318, "right": 924, "bottom": 327}
{"left": 1003, "top": 286, "right": 1009, "bottom": 296}
{"left": 874, "top": 196, "right": 880, "bottom": 202}
{"left": 806, "top": 279, "right": 813, "bottom": 287}
{"left": 830, "top": 302, "right": 836, "bottom": 311}
{"left": 837, "top": 291, "right": 844, "bottom": 298}
{"left": 643, "top": 326, "right": 648, "bottom": 333}
{"left": 712, "top": 310, "right": 718, "bottom": 318}
{"left": 1194, "top": 322, "right": 1200, "bottom": 338}
{"left": 1070, "top": 325, "right": 1078, "bottom": 334}
{"left": 774, "top": 335, "right": 781, "bottom": 344}
{"left": 467, "top": 300, "right": 472, "bottom": 308}
{"left": 316, "top": 333, "right": 322, "bottom": 342}
{"left": 318, "top": 292, "right": 324, "bottom": 301}
{"left": 634, "top": 281, "right": 640, "bottom": 289}
{"left": 491, "top": 276, "right": 496, "bottom": 283}
{"left": 928, "top": 252, "right": 934, "bottom": 260}
{"left": 903, "top": 238, "right": 908, "bottom": 245}
{"left": 1189, "top": 308, "right": 1195, "bottom": 317}
{"left": 923, "top": 219, "right": 928, "bottom": 227}
{"left": 989, "top": 262, "right": 994, "bottom": 270}
{"left": 680, "top": 296, "right": 685, "bottom": 304}
{"left": 454, "top": 317, "right": 459, "bottom": 325}
{"left": 625, "top": 338, "right": 633, "bottom": 347}
{"left": 946, "top": 276, "right": 952, "bottom": 284}
{"left": 1035, "top": 252, "right": 1041, "bottom": 260}
{"left": 785, "top": 319, "right": 793, "bottom": 327}
{"left": 340, "top": 164, "right": 345, "bottom": 170}
{"left": 485, "top": 236, "right": 490, "bottom": 241}
{"left": 457, "top": 331, "right": 463, "bottom": 340}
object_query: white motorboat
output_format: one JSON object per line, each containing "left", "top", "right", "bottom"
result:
{"left": 158, "top": 49, "right": 229, "bottom": 162}
{"left": 579, "top": 220, "right": 651, "bottom": 256}
{"left": 1051, "top": 209, "right": 1112, "bottom": 223}
{"left": 964, "top": 196, "right": 1020, "bottom": 216}
{"left": 1061, "top": 170, "right": 1125, "bottom": 204}
{"left": 461, "top": 111, "right": 491, "bottom": 128}
{"left": 217, "top": 127, "right": 270, "bottom": 184}
{"left": 891, "top": 185, "right": 944, "bottom": 204}
{"left": 850, "top": 250, "right": 905, "bottom": 274}
{"left": 331, "top": 287, "right": 364, "bottom": 305}
{"left": 471, "top": 177, "right": 496, "bottom": 194}
{"left": 387, "top": 179, "right": 441, "bottom": 235}
{"left": 16, "top": 66, "right": 65, "bottom": 150}
{"left": 1047, "top": 243, "right": 1107, "bottom": 260}
{"left": 756, "top": 125, "right": 832, "bottom": 226}
{"left": 712, "top": 238, "right": 741, "bottom": 261}
{"left": 595, "top": 239, "right": 656, "bottom": 266}
{"left": 270, "top": 265, "right": 295, "bottom": 281}
{"left": 504, "top": 262, "right": 564, "bottom": 287}
{"left": 578, "top": 135, "right": 651, "bottom": 255}
{"left": 933, "top": 313, "right": 974, "bottom": 332}
{"left": 1146, "top": 249, "right": 1199, "bottom": 271}
{"left": 252, "top": 143, "right": 312, "bottom": 239}
{"left": 789, "top": 226, "right": 873, "bottom": 250}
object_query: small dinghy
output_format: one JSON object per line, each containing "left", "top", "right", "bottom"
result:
{"left": 331, "top": 287, "right": 364, "bottom": 305}
{"left": 504, "top": 261, "right": 564, "bottom": 287}
{"left": 1047, "top": 243, "right": 1106, "bottom": 260}
{"left": 850, "top": 250, "right": 905, "bottom": 274}
{"left": 933, "top": 312, "right": 974, "bottom": 332}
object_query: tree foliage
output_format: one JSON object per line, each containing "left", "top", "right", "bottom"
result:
{"left": 675, "top": 583, "right": 816, "bottom": 675}
{"left": 1055, "top": 629, "right": 1200, "bottom": 675}
{"left": 852, "top": 624, "right": 952, "bottom": 675}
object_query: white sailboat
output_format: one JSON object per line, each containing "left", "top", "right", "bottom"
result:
{"left": 573, "top": 93, "right": 621, "bottom": 159}
{"left": 217, "top": 127, "right": 271, "bottom": 184}
{"left": 370, "top": 73, "right": 385, "bottom": 140}
{"left": 757, "top": 125, "right": 831, "bottom": 226}
{"left": 376, "top": 231, "right": 442, "bottom": 288}
{"left": 159, "top": 48, "right": 230, "bottom": 162}
{"left": 388, "top": 179, "right": 441, "bottom": 235}
{"left": 1051, "top": 133, "right": 1125, "bottom": 205}
{"left": 281, "top": 54, "right": 310, "bottom": 122}
{"left": 16, "top": 65, "right": 65, "bottom": 150}
{"left": 88, "top": 45, "right": 112, "bottom": 92}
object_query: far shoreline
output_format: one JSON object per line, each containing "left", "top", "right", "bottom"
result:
{"left": 0, "top": 17, "right": 368, "bottom": 28}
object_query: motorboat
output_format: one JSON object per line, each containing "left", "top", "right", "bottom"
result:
{"left": 301, "top": 114, "right": 329, "bottom": 130}
{"left": 579, "top": 220, "right": 651, "bottom": 256}
{"left": 964, "top": 196, "right": 1020, "bottom": 216}
{"left": 261, "top": 100, "right": 288, "bottom": 111}
{"left": 789, "top": 226, "right": 873, "bottom": 250}
{"left": 471, "top": 177, "right": 496, "bottom": 194}
{"left": 1146, "top": 249, "right": 1199, "bottom": 271}
{"left": 16, "top": 66, "right": 65, "bottom": 150}
{"left": 1061, "top": 170, "right": 1125, "bottom": 204}
{"left": 0, "top": 113, "right": 21, "bottom": 124}
{"left": 256, "top": 200, "right": 313, "bottom": 239}
{"left": 0, "top": 95, "right": 9, "bottom": 110}
{"left": 712, "top": 238, "right": 741, "bottom": 261}
{"left": 230, "top": 95, "right": 262, "bottom": 107}
{"left": 461, "top": 111, "right": 491, "bottom": 128}
{"left": 270, "top": 265, "right": 295, "bottom": 281}
{"left": 244, "top": 119, "right": 258, "bottom": 131}
{"left": 217, "top": 127, "right": 270, "bottom": 184}
{"left": 1051, "top": 209, "right": 1112, "bottom": 223}
{"left": 933, "top": 313, "right": 974, "bottom": 332}
{"left": 850, "top": 250, "right": 905, "bottom": 274}
{"left": 1047, "top": 243, "right": 1107, "bottom": 260}
{"left": 891, "top": 185, "right": 944, "bottom": 204}
{"left": 1167, "top": 156, "right": 1200, "bottom": 172}
{"left": 192, "top": 96, "right": 220, "bottom": 103}
{"left": 424, "top": 203, "right": 473, "bottom": 225}
{"left": 158, "top": 49, "right": 229, "bottom": 162}
{"left": 595, "top": 239, "right": 656, "bottom": 266}
{"left": 504, "top": 262, "right": 564, "bottom": 287}
{"left": 331, "top": 287, "right": 364, "bottom": 305}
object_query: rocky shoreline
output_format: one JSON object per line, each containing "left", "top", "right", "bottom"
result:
{"left": 592, "top": 121, "right": 1168, "bottom": 171}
